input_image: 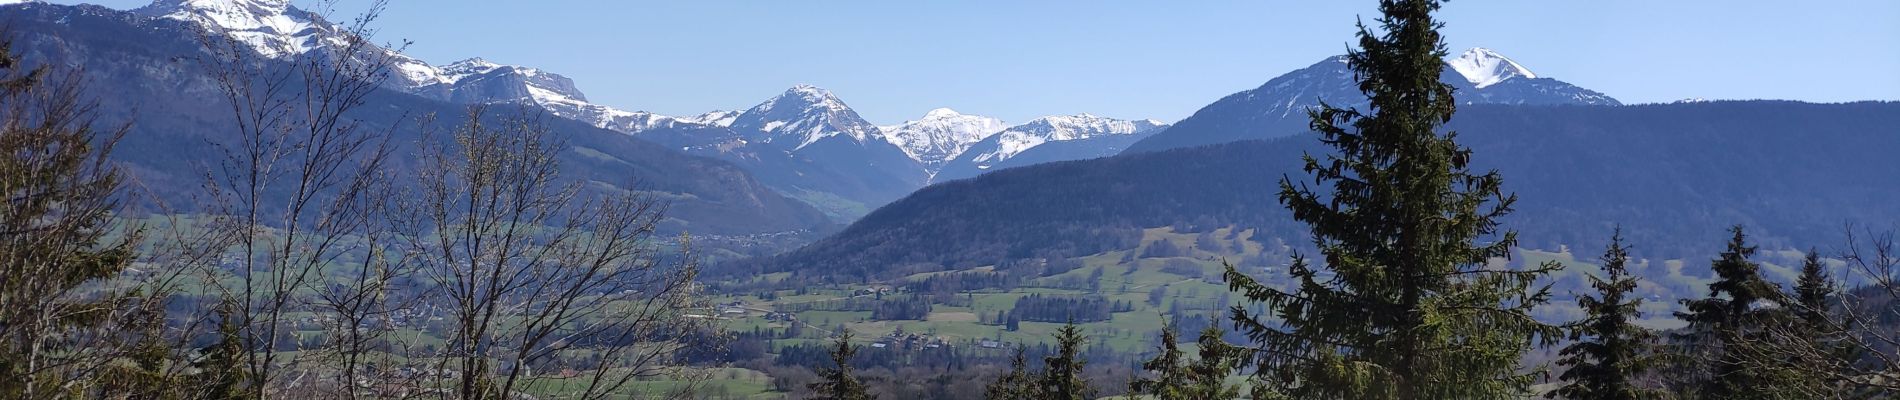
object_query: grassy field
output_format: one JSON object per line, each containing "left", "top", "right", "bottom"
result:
{"left": 515, "top": 367, "right": 778, "bottom": 399}
{"left": 179, "top": 220, "right": 1789, "bottom": 398}
{"left": 702, "top": 223, "right": 1802, "bottom": 398}
{"left": 718, "top": 227, "right": 1273, "bottom": 354}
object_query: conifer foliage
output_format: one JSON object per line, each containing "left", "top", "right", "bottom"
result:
{"left": 1772, "top": 250, "right": 1856, "bottom": 397}
{"left": 982, "top": 323, "right": 1097, "bottom": 400}
{"left": 1037, "top": 324, "right": 1094, "bottom": 400}
{"left": 1131, "top": 325, "right": 1247, "bottom": 400}
{"left": 1551, "top": 230, "right": 1658, "bottom": 400}
{"left": 1672, "top": 226, "right": 1787, "bottom": 399}
{"left": 984, "top": 348, "right": 1037, "bottom": 400}
{"left": 810, "top": 333, "right": 875, "bottom": 400}
{"left": 1223, "top": 0, "right": 1561, "bottom": 398}
{"left": 0, "top": 35, "right": 146, "bottom": 398}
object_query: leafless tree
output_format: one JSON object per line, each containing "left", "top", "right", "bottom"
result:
{"left": 398, "top": 106, "right": 711, "bottom": 400}
{"left": 189, "top": 0, "right": 410, "bottom": 396}
{"left": 1713, "top": 224, "right": 1900, "bottom": 399}
{"left": 1823, "top": 225, "right": 1900, "bottom": 394}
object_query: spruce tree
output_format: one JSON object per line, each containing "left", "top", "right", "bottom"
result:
{"left": 1134, "top": 324, "right": 1249, "bottom": 400}
{"left": 1792, "top": 251, "right": 1835, "bottom": 330}
{"left": 985, "top": 347, "right": 1037, "bottom": 400}
{"left": 193, "top": 302, "right": 251, "bottom": 400}
{"left": 1222, "top": 0, "right": 1560, "bottom": 398}
{"left": 1038, "top": 324, "right": 1095, "bottom": 400}
{"left": 1784, "top": 250, "right": 1855, "bottom": 397}
{"left": 1185, "top": 327, "right": 1247, "bottom": 399}
{"left": 1131, "top": 324, "right": 1190, "bottom": 399}
{"left": 1550, "top": 229, "right": 1657, "bottom": 400}
{"left": 809, "top": 333, "right": 874, "bottom": 400}
{"left": 1672, "top": 226, "right": 1783, "bottom": 399}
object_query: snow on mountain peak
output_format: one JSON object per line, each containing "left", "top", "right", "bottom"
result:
{"left": 971, "top": 114, "right": 1165, "bottom": 164}
{"left": 923, "top": 107, "right": 963, "bottom": 119}
{"left": 731, "top": 85, "right": 882, "bottom": 150}
{"left": 442, "top": 57, "right": 499, "bottom": 71}
{"left": 880, "top": 108, "right": 1008, "bottom": 166}
{"left": 151, "top": 0, "right": 289, "bottom": 15}
{"left": 681, "top": 110, "right": 741, "bottom": 127}
{"left": 131, "top": 0, "right": 675, "bottom": 139}
{"left": 785, "top": 84, "right": 837, "bottom": 101}
{"left": 142, "top": 0, "right": 321, "bottom": 58}
{"left": 1448, "top": 47, "right": 1536, "bottom": 88}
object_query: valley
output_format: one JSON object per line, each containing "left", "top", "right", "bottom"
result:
{"left": 3, "top": 0, "right": 1895, "bottom": 398}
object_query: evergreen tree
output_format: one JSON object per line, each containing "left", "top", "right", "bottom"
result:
{"left": 1131, "top": 324, "right": 1189, "bottom": 399}
{"left": 985, "top": 347, "right": 1037, "bottom": 400}
{"left": 1186, "top": 327, "right": 1248, "bottom": 399}
{"left": 1793, "top": 250, "right": 1835, "bottom": 329}
{"left": 1222, "top": 0, "right": 1561, "bottom": 398}
{"left": 1134, "top": 324, "right": 1249, "bottom": 400}
{"left": 1672, "top": 226, "right": 1784, "bottom": 399}
{"left": 192, "top": 302, "right": 251, "bottom": 400}
{"left": 0, "top": 34, "right": 144, "bottom": 398}
{"left": 93, "top": 306, "right": 185, "bottom": 400}
{"left": 808, "top": 333, "right": 874, "bottom": 400}
{"left": 1038, "top": 324, "right": 1095, "bottom": 400}
{"left": 1782, "top": 250, "right": 1856, "bottom": 397}
{"left": 1550, "top": 229, "right": 1658, "bottom": 400}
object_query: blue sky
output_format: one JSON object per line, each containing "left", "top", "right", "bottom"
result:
{"left": 64, "top": 0, "right": 1900, "bottom": 124}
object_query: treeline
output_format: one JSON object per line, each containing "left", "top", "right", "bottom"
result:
{"left": 995, "top": 295, "right": 1133, "bottom": 324}
{"left": 776, "top": 294, "right": 937, "bottom": 321}
{"left": 801, "top": 322, "right": 1231, "bottom": 400}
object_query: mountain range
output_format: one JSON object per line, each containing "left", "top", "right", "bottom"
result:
{"left": 1123, "top": 47, "right": 1621, "bottom": 153}
{"left": 22, "top": 0, "right": 1178, "bottom": 222}
{"left": 111, "top": 0, "right": 1635, "bottom": 221}
{"left": 2, "top": 1, "right": 834, "bottom": 236}
{"left": 616, "top": 91, "right": 1170, "bottom": 217}
{"left": 748, "top": 101, "right": 1900, "bottom": 283}
{"left": 17, "top": 0, "right": 1881, "bottom": 280}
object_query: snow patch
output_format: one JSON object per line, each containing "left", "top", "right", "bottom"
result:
{"left": 968, "top": 114, "right": 1164, "bottom": 164}
{"left": 880, "top": 108, "right": 1008, "bottom": 164}
{"left": 1448, "top": 47, "right": 1536, "bottom": 88}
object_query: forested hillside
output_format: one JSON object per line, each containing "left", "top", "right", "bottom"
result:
{"left": 744, "top": 101, "right": 1900, "bottom": 282}
{"left": 5, "top": 3, "right": 832, "bottom": 234}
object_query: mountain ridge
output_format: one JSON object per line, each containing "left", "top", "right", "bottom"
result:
{"left": 744, "top": 101, "right": 1900, "bottom": 282}
{"left": 1123, "top": 48, "right": 1621, "bottom": 153}
{"left": 932, "top": 114, "right": 1168, "bottom": 183}
{"left": 3, "top": 1, "right": 835, "bottom": 235}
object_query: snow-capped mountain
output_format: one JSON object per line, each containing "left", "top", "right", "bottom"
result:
{"left": 933, "top": 114, "right": 1166, "bottom": 182}
{"left": 1447, "top": 47, "right": 1535, "bottom": 88}
{"left": 135, "top": 0, "right": 699, "bottom": 137}
{"left": 1447, "top": 48, "right": 1619, "bottom": 106}
{"left": 617, "top": 85, "right": 931, "bottom": 217}
{"left": 135, "top": 0, "right": 455, "bottom": 92}
{"left": 728, "top": 85, "right": 889, "bottom": 150}
{"left": 968, "top": 114, "right": 1164, "bottom": 164}
{"left": 1124, "top": 47, "right": 1621, "bottom": 153}
{"left": 879, "top": 108, "right": 1009, "bottom": 167}
{"left": 138, "top": 0, "right": 325, "bottom": 58}
{"left": 680, "top": 110, "right": 740, "bottom": 127}
{"left": 0, "top": 1, "right": 837, "bottom": 234}
{"left": 434, "top": 58, "right": 586, "bottom": 103}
